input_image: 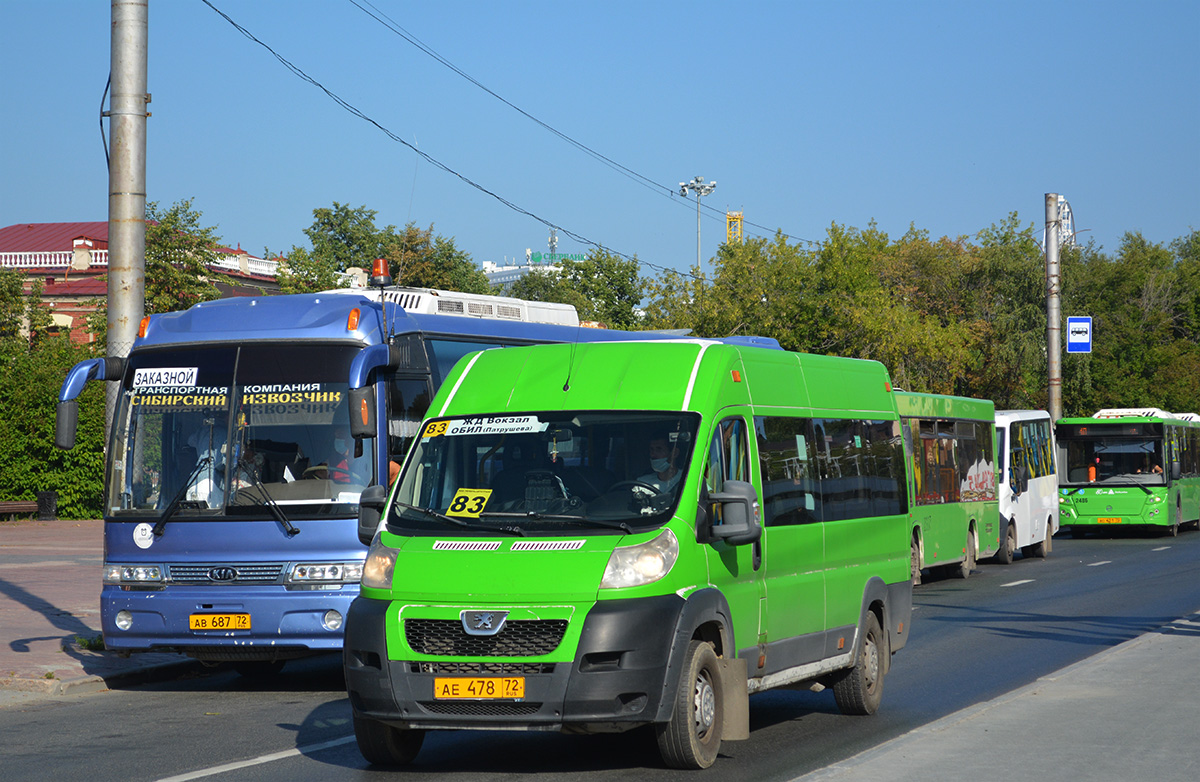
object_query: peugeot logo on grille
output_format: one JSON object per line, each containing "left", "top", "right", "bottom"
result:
{"left": 208, "top": 567, "right": 238, "bottom": 582}
{"left": 461, "top": 610, "right": 509, "bottom": 636}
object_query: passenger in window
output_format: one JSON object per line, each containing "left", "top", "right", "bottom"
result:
{"left": 639, "top": 432, "right": 682, "bottom": 493}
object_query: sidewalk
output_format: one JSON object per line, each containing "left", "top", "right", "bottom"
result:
{"left": 798, "top": 612, "right": 1200, "bottom": 782}
{"left": 0, "top": 518, "right": 195, "bottom": 697}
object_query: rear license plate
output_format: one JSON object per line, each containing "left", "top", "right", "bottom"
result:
{"left": 434, "top": 676, "right": 525, "bottom": 700}
{"left": 189, "top": 613, "right": 250, "bottom": 630}
{"left": 1097, "top": 517, "right": 1122, "bottom": 524}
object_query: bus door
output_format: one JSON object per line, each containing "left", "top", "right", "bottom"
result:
{"left": 704, "top": 413, "right": 765, "bottom": 661}
{"left": 754, "top": 415, "right": 827, "bottom": 666}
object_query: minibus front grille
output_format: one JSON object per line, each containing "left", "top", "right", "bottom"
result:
{"left": 405, "top": 619, "right": 568, "bottom": 657}
{"left": 410, "top": 661, "right": 557, "bottom": 675}
{"left": 417, "top": 701, "right": 542, "bottom": 717}
{"left": 166, "top": 562, "right": 286, "bottom": 584}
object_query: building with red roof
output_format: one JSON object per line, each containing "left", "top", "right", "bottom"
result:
{"left": 0, "top": 221, "right": 281, "bottom": 344}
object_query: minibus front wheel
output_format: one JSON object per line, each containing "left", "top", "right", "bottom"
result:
{"left": 354, "top": 714, "right": 424, "bottom": 767}
{"left": 656, "top": 640, "right": 723, "bottom": 769}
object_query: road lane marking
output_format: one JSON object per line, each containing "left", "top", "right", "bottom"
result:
{"left": 154, "top": 735, "right": 355, "bottom": 781}
{"left": 1152, "top": 546, "right": 1171, "bottom": 551}
{"left": 1087, "top": 560, "right": 1112, "bottom": 567}
{"left": 1000, "top": 579, "right": 1034, "bottom": 587}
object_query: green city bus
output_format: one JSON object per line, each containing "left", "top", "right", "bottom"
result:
{"left": 1056, "top": 408, "right": 1200, "bottom": 535}
{"left": 895, "top": 391, "right": 1000, "bottom": 582}
{"left": 343, "top": 340, "right": 913, "bottom": 769}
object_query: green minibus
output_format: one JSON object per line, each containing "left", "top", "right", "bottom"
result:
{"left": 343, "top": 340, "right": 913, "bottom": 769}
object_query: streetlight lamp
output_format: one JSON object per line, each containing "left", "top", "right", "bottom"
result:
{"left": 679, "top": 175, "right": 716, "bottom": 270}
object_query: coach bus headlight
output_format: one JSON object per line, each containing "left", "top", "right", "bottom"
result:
{"left": 601, "top": 528, "right": 679, "bottom": 589}
{"left": 361, "top": 538, "right": 399, "bottom": 590}
{"left": 103, "top": 563, "right": 163, "bottom": 584}
{"left": 288, "top": 562, "right": 364, "bottom": 584}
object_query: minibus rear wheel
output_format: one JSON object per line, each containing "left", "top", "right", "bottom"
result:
{"left": 353, "top": 714, "right": 424, "bottom": 767}
{"left": 832, "top": 611, "right": 884, "bottom": 715}
{"left": 656, "top": 640, "right": 723, "bottom": 769}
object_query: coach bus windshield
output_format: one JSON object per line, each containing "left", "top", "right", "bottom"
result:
{"left": 105, "top": 344, "right": 374, "bottom": 519}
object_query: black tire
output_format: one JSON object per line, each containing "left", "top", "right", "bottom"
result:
{"left": 993, "top": 522, "right": 1015, "bottom": 565}
{"left": 910, "top": 538, "right": 922, "bottom": 585}
{"left": 832, "top": 611, "right": 885, "bottom": 716}
{"left": 656, "top": 640, "right": 723, "bottom": 770}
{"left": 353, "top": 714, "right": 425, "bottom": 767}
{"left": 953, "top": 529, "right": 976, "bottom": 579}
{"left": 232, "top": 660, "right": 285, "bottom": 678}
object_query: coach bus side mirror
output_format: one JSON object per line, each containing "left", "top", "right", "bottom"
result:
{"left": 1170, "top": 461, "right": 1181, "bottom": 481}
{"left": 348, "top": 386, "right": 376, "bottom": 440}
{"left": 709, "top": 480, "right": 762, "bottom": 546}
{"left": 358, "top": 484, "right": 388, "bottom": 546}
{"left": 55, "top": 400, "right": 79, "bottom": 450}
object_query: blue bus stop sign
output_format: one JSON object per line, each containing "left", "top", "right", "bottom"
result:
{"left": 1066, "top": 316, "right": 1092, "bottom": 353}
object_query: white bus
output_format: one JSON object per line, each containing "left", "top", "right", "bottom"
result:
{"left": 993, "top": 410, "right": 1059, "bottom": 563}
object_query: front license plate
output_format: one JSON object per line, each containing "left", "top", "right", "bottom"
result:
{"left": 434, "top": 676, "right": 525, "bottom": 700}
{"left": 189, "top": 613, "right": 251, "bottom": 630}
{"left": 1097, "top": 517, "right": 1122, "bottom": 524}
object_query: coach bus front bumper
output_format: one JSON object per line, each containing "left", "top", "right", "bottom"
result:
{"left": 100, "top": 583, "right": 361, "bottom": 660}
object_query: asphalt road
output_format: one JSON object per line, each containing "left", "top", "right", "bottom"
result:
{"left": 3, "top": 529, "right": 1198, "bottom": 782}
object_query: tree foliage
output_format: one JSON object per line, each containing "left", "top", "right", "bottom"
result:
{"left": 279, "top": 203, "right": 490, "bottom": 295}
{"left": 0, "top": 269, "right": 105, "bottom": 517}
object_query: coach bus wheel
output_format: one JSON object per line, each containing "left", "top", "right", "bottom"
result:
{"left": 832, "top": 611, "right": 885, "bottom": 716}
{"left": 910, "top": 539, "right": 922, "bottom": 585}
{"left": 993, "top": 523, "right": 1015, "bottom": 565}
{"left": 953, "top": 530, "right": 976, "bottom": 579}
{"left": 657, "top": 640, "right": 723, "bottom": 769}
{"left": 353, "top": 714, "right": 425, "bottom": 767}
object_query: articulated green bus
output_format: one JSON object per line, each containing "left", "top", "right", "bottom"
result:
{"left": 895, "top": 392, "right": 1000, "bottom": 582}
{"left": 1056, "top": 408, "right": 1200, "bottom": 535}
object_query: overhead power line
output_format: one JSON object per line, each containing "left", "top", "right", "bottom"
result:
{"left": 199, "top": 0, "right": 696, "bottom": 279}
{"left": 343, "top": 0, "right": 816, "bottom": 247}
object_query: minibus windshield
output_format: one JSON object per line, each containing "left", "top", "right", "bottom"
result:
{"left": 390, "top": 411, "right": 701, "bottom": 535}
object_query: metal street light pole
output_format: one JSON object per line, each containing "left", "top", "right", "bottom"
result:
{"left": 679, "top": 176, "right": 716, "bottom": 270}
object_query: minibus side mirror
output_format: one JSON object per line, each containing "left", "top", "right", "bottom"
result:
{"left": 1170, "top": 461, "right": 1181, "bottom": 481}
{"left": 709, "top": 480, "right": 762, "bottom": 546}
{"left": 358, "top": 484, "right": 388, "bottom": 546}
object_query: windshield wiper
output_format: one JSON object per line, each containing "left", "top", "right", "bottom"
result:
{"left": 393, "top": 502, "right": 526, "bottom": 536}
{"left": 483, "top": 511, "right": 633, "bottom": 534}
{"left": 236, "top": 456, "right": 299, "bottom": 536}
{"left": 153, "top": 456, "right": 212, "bottom": 537}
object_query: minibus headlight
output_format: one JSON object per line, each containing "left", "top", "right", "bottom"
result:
{"left": 103, "top": 563, "right": 163, "bottom": 584}
{"left": 361, "top": 537, "right": 399, "bottom": 590}
{"left": 288, "top": 562, "right": 364, "bottom": 583}
{"left": 601, "top": 528, "right": 679, "bottom": 589}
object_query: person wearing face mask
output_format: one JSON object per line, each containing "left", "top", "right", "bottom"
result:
{"left": 637, "top": 432, "right": 682, "bottom": 493}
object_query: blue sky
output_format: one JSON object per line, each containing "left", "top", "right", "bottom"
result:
{"left": 3, "top": 1, "right": 1197, "bottom": 275}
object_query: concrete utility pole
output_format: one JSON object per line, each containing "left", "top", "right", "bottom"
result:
{"left": 1045, "top": 193, "right": 1063, "bottom": 421}
{"left": 107, "top": 0, "right": 148, "bottom": 425}
{"left": 679, "top": 176, "right": 716, "bottom": 270}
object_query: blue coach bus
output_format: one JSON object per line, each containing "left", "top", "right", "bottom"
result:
{"left": 54, "top": 285, "right": 670, "bottom": 674}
